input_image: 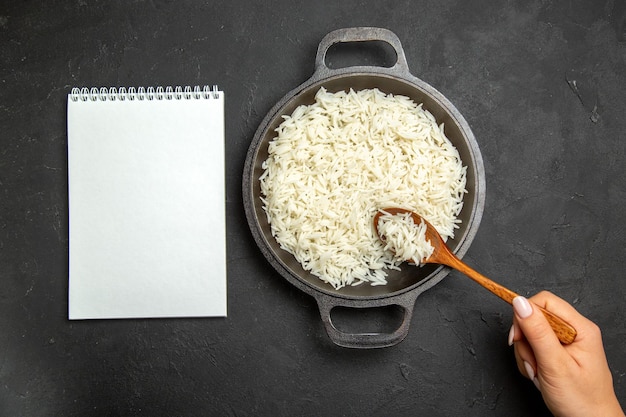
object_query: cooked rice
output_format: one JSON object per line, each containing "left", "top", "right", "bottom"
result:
{"left": 377, "top": 212, "right": 434, "bottom": 264}
{"left": 259, "top": 87, "right": 466, "bottom": 289}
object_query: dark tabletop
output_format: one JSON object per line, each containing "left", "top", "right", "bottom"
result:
{"left": 2, "top": 1, "right": 625, "bottom": 416}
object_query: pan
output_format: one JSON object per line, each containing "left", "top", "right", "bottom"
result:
{"left": 242, "top": 27, "right": 486, "bottom": 348}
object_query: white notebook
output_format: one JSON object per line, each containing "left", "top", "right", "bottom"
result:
{"left": 67, "top": 86, "right": 226, "bottom": 319}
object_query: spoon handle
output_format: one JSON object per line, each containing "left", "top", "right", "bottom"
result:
{"left": 444, "top": 255, "right": 577, "bottom": 345}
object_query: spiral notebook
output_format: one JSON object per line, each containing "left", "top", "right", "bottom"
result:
{"left": 67, "top": 86, "right": 226, "bottom": 319}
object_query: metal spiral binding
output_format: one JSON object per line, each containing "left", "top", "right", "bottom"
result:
{"left": 69, "top": 85, "right": 220, "bottom": 102}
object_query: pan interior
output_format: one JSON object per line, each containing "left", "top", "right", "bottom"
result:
{"left": 249, "top": 73, "right": 480, "bottom": 298}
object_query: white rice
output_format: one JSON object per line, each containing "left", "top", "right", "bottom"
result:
{"left": 259, "top": 87, "right": 466, "bottom": 289}
{"left": 377, "top": 212, "right": 434, "bottom": 264}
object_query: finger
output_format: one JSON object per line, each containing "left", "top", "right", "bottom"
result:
{"left": 508, "top": 323, "right": 515, "bottom": 346}
{"left": 509, "top": 291, "right": 580, "bottom": 345}
{"left": 513, "top": 338, "right": 537, "bottom": 379}
{"left": 529, "top": 291, "right": 597, "bottom": 343}
{"left": 513, "top": 295, "right": 565, "bottom": 364}
{"left": 508, "top": 321, "right": 523, "bottom": 345}
{"left": 513, "top": 338, "right": 543, "bottom": 390}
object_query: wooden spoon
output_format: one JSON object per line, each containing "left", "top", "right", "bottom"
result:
{"left": 374, "top": 207, "right": 577, "bottom": 345}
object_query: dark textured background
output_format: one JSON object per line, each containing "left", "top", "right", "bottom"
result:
{"left": 1, "top": 0, "right": 625, "bottom": 416}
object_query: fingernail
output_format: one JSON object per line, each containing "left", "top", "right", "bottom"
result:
{"left": 523, "top": 361, "right": 535, "bottom": 381}
{"left": 533, "top": 377, "right": 541, "bottom": 391}
{"left": 508, "top": 325, "right": 515, "bottom": 346}
{"left": 513, "top": 296, "right": 533, "bottom": 319}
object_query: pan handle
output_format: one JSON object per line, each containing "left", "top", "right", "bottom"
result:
{"left": 315, "top": 291, "right": 420, "bottom": 348}
{"left": 314, "top": 27, "right": 410, "bottom": 76}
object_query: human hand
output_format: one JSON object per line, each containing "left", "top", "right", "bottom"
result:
{"left": 508, "top": 291, "right": 625, "bottom": 417}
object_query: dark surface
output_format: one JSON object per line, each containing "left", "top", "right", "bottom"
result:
{"left": 1, "top": 1, "right": 625, "bottom": 416}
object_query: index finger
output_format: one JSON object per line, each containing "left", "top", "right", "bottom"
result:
{"left": 528, "top": 291, "right": 597, "bottom": 342}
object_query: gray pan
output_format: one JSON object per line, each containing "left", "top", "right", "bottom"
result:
{"left": 243, "top": 27, "right": 486, "bottom": 348}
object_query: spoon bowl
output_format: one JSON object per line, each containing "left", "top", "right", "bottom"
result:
{"left": 374, "top": 207, "right": 577, "bottom": 345}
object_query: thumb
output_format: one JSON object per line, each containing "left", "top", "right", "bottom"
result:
{"left": 513, "top": 296, "right": 564, "bottom": 363}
